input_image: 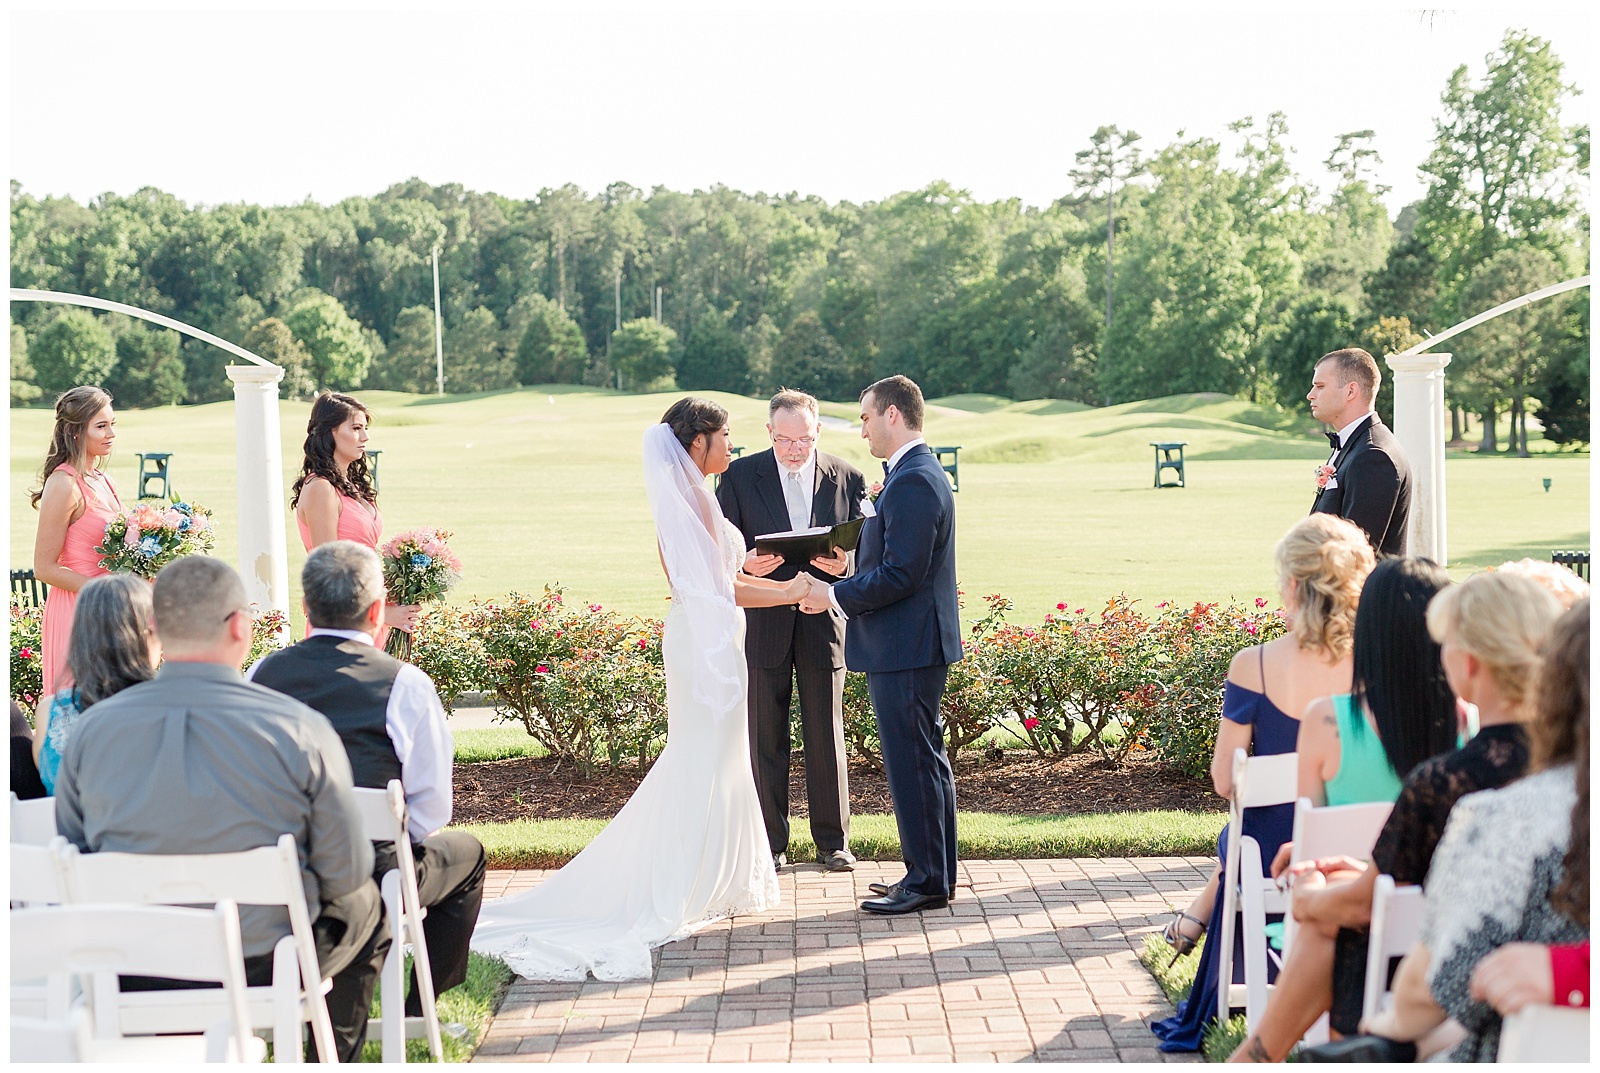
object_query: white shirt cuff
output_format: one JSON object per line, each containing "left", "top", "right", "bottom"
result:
{"left": 827, "top": 585, "right": 847, "bottom": 620}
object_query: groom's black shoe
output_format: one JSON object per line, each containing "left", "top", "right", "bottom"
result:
{"left": 869, "top": 881, "right": 956, "bottom": 901}
{"left": 860, "top": 888, "right": 948, "bottom": 915}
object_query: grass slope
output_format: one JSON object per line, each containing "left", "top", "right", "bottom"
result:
{"left": 11, "top": 387, "right": 1588, "bottom": 629}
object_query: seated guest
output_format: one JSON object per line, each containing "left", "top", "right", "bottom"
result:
{"left": 1296, "top": 557, "right": 1458, "bottom": 807}
{"left": 53, "top": 557, "right": 388, "bottom": 1063}
{"left": 10, "top": 701, "right": 47, "bottom": 800}
{"left": 1360, "top": 599, "right": 1589, "bottom": 1061}
{"left": 1226, "top": 570, "right": 1562, "bottom": 1061}
{"left": 249, "top": 540, "right": 485, "bottom": 1019}
{"left": 1152, "top": 514, "right": 1374, "bottom": 1051}
{"left": 33, "top": 573, "right": 158, "bottom": 794}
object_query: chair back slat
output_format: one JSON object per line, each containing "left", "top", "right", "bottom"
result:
{"left": 349, "top": 784, "right": 406, "bottom": 844}
{"left": 11, "top": 792, "right": 58, "bottom": 846}
{"left": 62, "top": 839, "right": 296, "bottom": 906}
{"left": 1362, "top": 874, "right": 1427, "bottom": 1021}
{"left": 1498, "top": 1004, "right": 1590, "bottom": 1062}
{"left": 1290, "top": 799, "right": 1393, "bottom": 864}
{"left": 1232, "top": 749, "right": 1299, "bottom": 811}
{"left": 10, "top": 840, "right": 70, "bottom": 903}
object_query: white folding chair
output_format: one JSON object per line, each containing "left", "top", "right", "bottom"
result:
{"left": 351, "top": 780, "right": 444, "bottom": 1061}
{"left": 1498, "top": 1004, "right": 1590, "bottom": 1062}
{"left": 1281, "top": 798, "right": 1393, "bottom": 956}
{"left": 10, "top": 791, "right": 57, "bottom": 845}
{"left": 10, "top": 839, "right": 75, "bottom": 1021}
{"left": 1216, "top": 747, "right": 1298, "bottom": 1033}
{"left": 1361, "top": 874, "right": 1425, "bottom": 1023}
{"left": 10, "top": 902, "right": 264, "bottom": 1063}
{"left": 56, "top": 833, "right": 340, "bottom": 1063}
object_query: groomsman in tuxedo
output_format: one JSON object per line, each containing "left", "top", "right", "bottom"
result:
{"left": 716, "top": 389, "right": 867, "bottom": 873}
{"left": 1307, "top": 347, "right": 1412, "bottom": 557}
{"left": 800, "top": 375, "right": 963, "bottom": 915}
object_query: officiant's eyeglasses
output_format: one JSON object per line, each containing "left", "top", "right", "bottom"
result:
{"left": 773, "top": 436, "right": 816, "bottom": 449}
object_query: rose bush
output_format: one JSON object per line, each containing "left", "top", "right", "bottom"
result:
{"left": 10, "top": 604, "right": 44, "bottom": 717}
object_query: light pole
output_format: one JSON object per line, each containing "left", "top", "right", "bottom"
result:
{"left": 432, "top": 244, "right": 445, "bottom": 396}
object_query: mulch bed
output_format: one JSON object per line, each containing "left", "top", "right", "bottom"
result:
{"left": 452, "top": 749, "right": 1220, "bottom": 825}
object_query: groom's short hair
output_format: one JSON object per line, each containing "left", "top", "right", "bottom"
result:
{"left": 862, "top": 375, "right": 925, "bottom": 431}
{"left": 1317, "top": 348, "right": 1381, "bottom": 403}
{"left": 769, "top": 389, "right": 819, "bottom": 422}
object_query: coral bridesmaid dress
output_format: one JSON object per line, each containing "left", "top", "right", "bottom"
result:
{"left": 294, "top": 476, "right": 384, "bottom": 552}
{"left": 40, "top": 464, "right": 125, "bottom": 697}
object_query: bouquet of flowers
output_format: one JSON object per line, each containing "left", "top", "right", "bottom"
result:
{"left": 96, "top": 500, "right": 215, "bottom": 579}
{"left": 379, "top": 527, "right": 463, "bottom": 658}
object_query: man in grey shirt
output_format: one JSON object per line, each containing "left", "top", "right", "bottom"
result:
{"left": 55, "top": 556, "right": 390, "bottom": 1063}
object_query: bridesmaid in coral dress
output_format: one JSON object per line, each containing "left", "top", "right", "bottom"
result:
{"left": 290, "top": 392, "right": 418, "bottom": 637}
{"left": 30, "top": 387, "right": 125, "bottom": 699}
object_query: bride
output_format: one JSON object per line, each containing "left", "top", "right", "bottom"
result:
{"left": 470, "top": 398, "right": 813, "bottom": 980}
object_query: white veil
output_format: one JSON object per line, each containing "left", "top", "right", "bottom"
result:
{"left": 642, "top": 421, "right": 735, "bottom": 604}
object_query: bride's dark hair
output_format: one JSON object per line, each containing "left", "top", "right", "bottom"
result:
{"left": 661, "top": 397, "right": 728, "bottom": 451}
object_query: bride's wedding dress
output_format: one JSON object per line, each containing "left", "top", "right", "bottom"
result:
{"left": 469, "top": 423, "right": 779, "bottom": 981}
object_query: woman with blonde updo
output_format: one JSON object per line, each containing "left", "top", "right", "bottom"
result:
{"left": 1153, "top": 514, "right": 1376, "bottom": 1052}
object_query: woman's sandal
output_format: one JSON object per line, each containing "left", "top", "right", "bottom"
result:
{"left": 1161, "top": 910, "right": 1207, "bottom": 966}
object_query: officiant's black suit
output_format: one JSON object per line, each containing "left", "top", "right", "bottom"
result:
{"left": 1310, "top": 414, "right": 1412, "bottom": 557}
{"left": 717, "top": 448, "right": 867, "bottom": 860}
{"left": 832, "top": 444, "right": 963, "bottom": 899}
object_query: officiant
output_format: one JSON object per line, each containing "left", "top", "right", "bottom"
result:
{"left": 717, "top": 389, "right": 868, "bottom": 872}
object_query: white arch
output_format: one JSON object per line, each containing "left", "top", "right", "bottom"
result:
{"left": 1399, "top": 275, "right": 1590, "bottom": 355}
{"left": 10, "top": 288, "right": 290, "bottom": 631}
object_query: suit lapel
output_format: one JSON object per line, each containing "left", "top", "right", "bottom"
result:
{"left": 1333, "top": 418, "right": 1374, "bottom": 477}
{"left": 754, "top": 450, "right": 792, "bottom": 532}
{"left": 813, "top": 455, "right": 839, "bottom": 526}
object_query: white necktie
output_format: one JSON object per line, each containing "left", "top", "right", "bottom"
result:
{"left": 784, "top": 470, "right": 808, "bottom": 531}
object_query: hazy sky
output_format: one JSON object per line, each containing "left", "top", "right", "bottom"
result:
{"left": 8, "top": 3, "right": 1593, "bottom": 216}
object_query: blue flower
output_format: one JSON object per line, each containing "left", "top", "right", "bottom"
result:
{"left": 411, "top": 553, "right": 433, "bottom": 568}
{"left": 138, "top": 536, "right": 162, "bottom": 558}
{"left": 171, "top": 502, "right": 192, "bottom": 515}
{"left": 177, "top": 517, "right": 192, "bottom": 532}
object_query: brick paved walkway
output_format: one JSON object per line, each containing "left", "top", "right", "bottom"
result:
{"left": 473, "top": 857, "right": 1212, "bottom": 1063}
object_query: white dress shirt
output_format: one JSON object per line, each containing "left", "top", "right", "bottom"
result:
{"left": 828, "top": 437, "right": 926, "bottom": 619}
{"left": 778, "top": 451, "right": 817, "bottom": 530}
{"left": 1328, "top": 412, "right": 1376, "bottom": 465}
{"left": 247, "top": 628, "right": 454, "bottom": 842}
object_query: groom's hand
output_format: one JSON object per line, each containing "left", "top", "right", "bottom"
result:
{"left": 798, "top": 575, "right": 833, "bottom": 614}
{"left": 809, "top": 548, "right": 848, "bottom": 577}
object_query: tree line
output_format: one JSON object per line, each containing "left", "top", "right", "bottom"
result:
{"left": 9, "top": 30, "right": 1588, "bottom": 450}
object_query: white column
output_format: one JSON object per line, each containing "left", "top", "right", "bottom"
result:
{"left": 226, "top": 364, "right": 290, "bottom": 634}
{"left": 1385, "top": 353, "right": 1452, "bottom": 565}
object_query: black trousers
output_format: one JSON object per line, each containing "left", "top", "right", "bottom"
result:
{"left": 122, "top": 879, "right": 390, "bottom": 1064}
{"left": 372, "top": 830, "right": 487, "bottom": 1017}
{"left": 869, "top": 664, "right": 956, "bottom": 897}
{"left": 748, "top": 626, "right": 850, "bottom": 858}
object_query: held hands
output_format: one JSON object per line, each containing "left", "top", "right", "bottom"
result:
{"left": 743, "top": 550, "right": 784, "bottom": 577}
{"left": 796, "top": 573, "right": 834, "bottom": 615}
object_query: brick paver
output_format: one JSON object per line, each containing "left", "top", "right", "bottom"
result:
{"left": 472, "top": 857, "right": 1211, "bottom": 1062}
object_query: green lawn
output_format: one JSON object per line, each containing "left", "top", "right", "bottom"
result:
{"left": 454, "top": 809, "right": 1227, "bottom": 870}
{"left": 11, "top": 387, "right": 1588, "bottom": 630}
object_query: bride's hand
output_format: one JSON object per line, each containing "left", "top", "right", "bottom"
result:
{"left": 785, "top": 573, "right": 814, "bottom": 604}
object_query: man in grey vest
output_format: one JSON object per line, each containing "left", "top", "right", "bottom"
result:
{"left": 55, "top": 556, "right": 389, "bottom": 1063}
{"left": 250, "top": 541, "right": 486, "bottom": 1022}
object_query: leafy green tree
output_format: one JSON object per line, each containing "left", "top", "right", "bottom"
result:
{"left": 241, "top": 317, "right": 317, "bottom": 400}
{"left": 444, "top": 306, "right": 515, "bottom": 393}
{"left": 1531, "top": 296, "right": 1589, "bottom": 447}
{"left": 106, "top": 320, "right": 186, "bottom": 407}
{"left": 1457, "top": 246, "right": 1563, "bottom": 456}
{"left": 741, "top": 314, "right": 780, "bottom": 396}
{"left": 1358, "top": 316, "right": 1424, "bottom": 429}
{"left": 1362, "top": 233, "right": 1439, "bottom": 328}
{"left": 282, "top": 288, "right": 372, "bottom": 389}
{"left": 1007, "top": 321, "right": 1097, "bottom": 403}
{"left": 10, "top": 322, "right": 42, "bottom": 404}
{"left": 610, "top": 318, "right": 677, "bottom": 388}
{"left": 1070, "top": 125, "right": 1144, "bottom": 362}
{"left": 771, "top": 312, "right": 852, "bottom": 400}
{"left": 1305, "top": 132, "right": 1393, "bottom": 305}
{"left": 31, "top": 309, "right": 117, "bottom": 394}
{"left": 514, "top": 294, "right": 588, "bottom": 385}
{"left": 367, "top": 305, "right": 437, "bottom": 393}
{"left": 1256, "top": 293, "right": 1358, "bottom": 411}
{"left": 677, "top": 309, "right": 748, "bottom": 393}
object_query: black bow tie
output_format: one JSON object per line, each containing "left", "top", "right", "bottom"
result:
{"left": 1325, "top": 430, "right": 1342, "bottom": 450}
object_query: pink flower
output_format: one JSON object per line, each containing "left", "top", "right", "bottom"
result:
{"left": 531, "top": 620, "right": 543, "bottom": 631}
{"left": 1056, "top": 602, "right": 1067, "bottom": 611}
{"left": 638, "top": 638, "right": 648, "bottom": 649}
{"left": 1255, "top": 597, "right": 1268, "bottom": 608}
{"left": 1043, "top": 614, "right": 1054, "bottom": 623}
{"left": 588, "top": 603, "right": 602, "bottom": 612}
{"left": 1023, "top": 717, "right": 1040, "bottom": 731}
{"left": 162, "top": 509, "right": 184, "bottom": 528}
{"left": 553, "top": 630, "right": 563, "bottom": 638}
{"left": 535, "top": 664, "right": 550, "bottom": 674}
{"left": 18, "top": 647, "right": 33, "bottom": 659}
{"left": 123, "top": 528, "right": 141, "bottom": 547}
{"left": 1314, "top": 464, "right": 1336, "bottom": 491}
{"left": 1245, "top": 622, "right": 1259, "bottom": 635}
{"left": 1157, "top": 600, "right": 1170, "bottom": 609}
{"left": 1074, "top": 608, "right": 1085, "bottom": 615}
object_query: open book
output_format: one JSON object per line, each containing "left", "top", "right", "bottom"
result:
{"left": 753, "top": 515, "right": 866, "bottom": 563}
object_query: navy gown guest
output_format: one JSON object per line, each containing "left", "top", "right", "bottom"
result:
{"left": 1152, "top": 515, "right": 1374, "bottom": 1051}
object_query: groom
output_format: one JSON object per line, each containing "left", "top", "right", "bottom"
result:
{"left": 800, "top": 375, "right": 963, "bottom": 914}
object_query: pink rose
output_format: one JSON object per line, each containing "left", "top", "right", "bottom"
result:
{"left": 18, "top": 647, "right": 33, "bottom": 659}
{"left": 1023, "top": 717, "right": 1040, "bottom": 731}
{"left": 124, "top": 528, "right": 141, "bottom": 547}
{"left": 535, "top": 664, "right": 550, "bottom": 674}
{"left": 1255, "top": 597, "right": 1268, "bottom": 608}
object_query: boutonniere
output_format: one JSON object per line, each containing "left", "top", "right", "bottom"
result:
{"left": 1314, "top": 464, "right": 1337, "bottom": 492}
{"left": 866, "top": 481, "right": 884, "bottom": 503}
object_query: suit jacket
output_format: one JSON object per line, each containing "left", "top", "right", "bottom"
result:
{"left": 1311, "top": 415, "right": 1412, "bottom": 557}
{"left": 716, "top": 448, "right": 867, "bottom": 669}
{"left": 832, "top": 444, "right": 964, "bottom": 673}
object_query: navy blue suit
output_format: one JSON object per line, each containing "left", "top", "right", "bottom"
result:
{"left": 832, "top": 443, "right": 963, "bottom": 897}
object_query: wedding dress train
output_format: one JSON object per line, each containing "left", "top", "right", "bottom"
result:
{"left": 469, "top": 425, "right": 779, "bottom": 981}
